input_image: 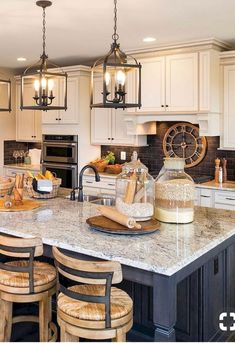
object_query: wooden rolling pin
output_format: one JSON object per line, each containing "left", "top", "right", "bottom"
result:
{"left": 124, "top": 173, "right": 137, "bottom": 204}
{"left": 97, "top": 206, "right": 141, "bottom": 230}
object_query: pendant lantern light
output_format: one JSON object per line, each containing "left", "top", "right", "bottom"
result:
{"left": 91, "top": 0, "right": 142, "bottom": 109}
{"left": 0, "top": 76, "right": 11, "bottom": 112}
{"left": 21, "top": 0, "right": 67, "bottom": 112}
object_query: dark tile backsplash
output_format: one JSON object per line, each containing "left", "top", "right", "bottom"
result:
{"left": 101, "top": 122, "right": 235, "bottom": 181}
{"left": 4, "top": 140, "right": 42, "bottom": 165}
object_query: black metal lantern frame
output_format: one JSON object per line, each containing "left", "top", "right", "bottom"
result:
{"left": 21, "top": 0, "right": 67, "bottom": 112}
{"left": 0, "top": 78, "right": 11, "bottom": 112}
{"left": 91, "top": 0, "right": 142, "bottom": 110}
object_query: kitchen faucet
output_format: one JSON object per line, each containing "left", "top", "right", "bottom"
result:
{"left": 76, "top": 165, "right": 100, "bottom": 202}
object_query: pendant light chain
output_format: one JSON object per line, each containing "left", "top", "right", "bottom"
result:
{"left": 112, "top": 0, "right": 119, "bottom": 42}
{"left": 42, "top": 7, "right": 47, "bottom": 57}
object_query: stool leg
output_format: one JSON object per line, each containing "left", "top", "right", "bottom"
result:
{"left": 0, "top": 299, "right": 12, "bottom": 342}
{"left": 60, "top": 322, "right": 78, "bottom": 342}
{"left": 115, "top": 328, "right": 126, "bottom": 342}
{"left": 39, "top": 295, "right": 49, "bottom": 342}
{"left": 47, "top": 296, "right": 52, "bottom": 340}
{"left": 4, "top": 301, "right": 12, "bottom": 342}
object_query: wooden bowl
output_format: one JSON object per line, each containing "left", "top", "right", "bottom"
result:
{"left": 105, "top": 164, "right": 123, "bottom": 174}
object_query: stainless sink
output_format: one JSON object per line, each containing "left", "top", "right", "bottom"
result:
{"left": 82, "top": 194, "right": 101, "bottom": 202}
{"left": 90, "top": 197, "right": 115, "bottom": 206}
{"left": 67, "top": 193, "right": 115, "bottom": 206}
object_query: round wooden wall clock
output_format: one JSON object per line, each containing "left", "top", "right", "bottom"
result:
{"left": 163, "top": 123, "right": 207, "bottom": 168}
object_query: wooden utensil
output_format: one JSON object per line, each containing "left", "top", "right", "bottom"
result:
{"left": 97, "top": 206, "right": 141, "bottom": 229}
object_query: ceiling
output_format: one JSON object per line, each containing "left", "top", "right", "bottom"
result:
{"left": 1, "top": 0, "right": 235, "bottom": 70}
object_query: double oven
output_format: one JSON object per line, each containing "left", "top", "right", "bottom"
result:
{"left": 42, "top": 135, "right": 78, "bottom": 189}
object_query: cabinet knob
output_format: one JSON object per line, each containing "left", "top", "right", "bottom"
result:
{"left": 111, "top": 138, "right": 114, "bottom": 141}
{"left": 166, "top": 105, "right": 169, "bottom": 108}
{"left": 59, "top": 118, "right": 61, "bottom": 121}
{"left": 161, "top": 105, "right": 164, "bottom": 108}
{"left": 108, "top": 138, "right": 111, "bottom": 140}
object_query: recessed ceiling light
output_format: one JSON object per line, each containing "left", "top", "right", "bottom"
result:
{"left": 143, "top": 37, "right": 156, "bottom": 43}
{"left": 17, "top": 57, "right": 27, "bottom": 62}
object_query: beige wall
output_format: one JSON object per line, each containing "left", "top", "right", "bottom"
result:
{"left": 0, "top": 68, "right": 16, "bottom": 174}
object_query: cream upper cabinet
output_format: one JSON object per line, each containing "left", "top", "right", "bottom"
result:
{"left": 41, "top": 76, "right": 79, "bottom": 125}
{"left": 165, "top": 53, "right": 198, "bottom": 112}
{"left": 91, "top": 108, "right": 112, "bottom": 145}
{"left": 221, "top": 65, "right": 235, "bottom": 149}
{"left": 91, "top": 77, "right": 112, "bottom": 145}
{"left": 16, "top": 82, "right": 42, "bottom": 142}
{"left": 199, "top": 50, "right": 220, "bottom": 113}
{"left": 127, "top": 52, "right": 199, "bottom": 114}
{"left": 111, "top": 110, "right": 136, "bottom": 145}
{"left": 137, "top": 57, "right": 165, "bottom": 112}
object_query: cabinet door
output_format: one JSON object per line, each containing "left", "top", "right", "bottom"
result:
{"left": 34, "top": 110, "right": 42, "bottom": 141}
{"left": 137, "top": 57, "right": 165, "bottom": 112}
{"left": 16, "top": 83, "right": 37, "bottom": 141}
{"left": 111, "top": 110, "right": 135, "bottom": 145}
{"left": 166, "top": 53, "right": 198, "bottom": 112}
{"left": 59, "top": 77, "right": 79, "bottom": 124}
{"left": 222, "top": 65, "right": 235, "bottom": 149}
{"left": 41, "top": 79, "right": 60, "bottom": 124}
{"left": 91, "top": 78, "right": 112, "bottom": 145}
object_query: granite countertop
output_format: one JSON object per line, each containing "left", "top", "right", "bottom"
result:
{"left": 196, "top": 180, "right": 235, "bottom": 191}
{"left": 0, "top": 198, "right": 235, "bottom": 276}
{"left": 4, "top": 164, "right": 42, "bottom": 171}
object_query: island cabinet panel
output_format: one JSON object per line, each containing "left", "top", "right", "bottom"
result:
{"left": 202, "top": 251, "right": 227, "bottom": 342}
{"left": 227, "top": 243, "right": 235, "bottom": 311}
{"left": 175, "top": 271, "right": 201, "bottom": 342}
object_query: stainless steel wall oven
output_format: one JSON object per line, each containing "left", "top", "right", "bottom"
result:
{"left": 42, "top": 135, "right": 78, "bottom": 189}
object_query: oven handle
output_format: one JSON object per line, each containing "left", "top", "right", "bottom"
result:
{"left": 44, "top": 142, "right": 77, "bottom": 147}
{"left": 43, "top": 163, "right": 77, "bottom": 170}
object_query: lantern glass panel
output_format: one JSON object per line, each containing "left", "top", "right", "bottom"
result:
{"left": 0, "top": 80, "right": 11, "bottom": 111}
{"left": 91, "top": 60, "right": 141, "bottom": 109}
{"left": 21, "top": 71, "right": 67, "bottom": 111}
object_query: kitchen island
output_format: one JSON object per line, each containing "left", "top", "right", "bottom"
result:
{"left": 0, "top": 198, "right": 235, "bottom": 342}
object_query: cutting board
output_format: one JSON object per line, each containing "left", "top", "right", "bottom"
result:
{"left": 87, "top": 216, "right": 160, "bottom": 235}
{"left": 0, "top": 199, "right": 42, "bottom": 212}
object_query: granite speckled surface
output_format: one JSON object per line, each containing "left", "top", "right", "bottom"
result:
{"left": 196, "top": 180, "right": 235, "bottom": 191}
{"left": 0, "top": 197, "right": 235, "bottom": 276}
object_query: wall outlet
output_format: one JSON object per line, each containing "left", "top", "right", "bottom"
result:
{"left": 120, "top": 151, "right": 126, "bottom": 160}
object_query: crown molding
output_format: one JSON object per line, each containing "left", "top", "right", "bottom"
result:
{"left": 126, "top": 38, "right": 231, "bottom": 57}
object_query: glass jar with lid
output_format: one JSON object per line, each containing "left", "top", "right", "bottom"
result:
{"left": 155, "top": 158, "right": 195, "bottom": 224}
{"left": 116, "top": 152, "right": 154, "bottom": 221}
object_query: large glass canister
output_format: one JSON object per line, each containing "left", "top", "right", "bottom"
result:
{"left": 155, "top": 158, "right": 195, "bottom": 224}
{"left": 116, "top": 152, "right": 154, "bottom": 221}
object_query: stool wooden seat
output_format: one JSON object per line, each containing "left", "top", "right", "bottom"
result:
{"left": 53, "top": 247, "right": 133, "bottom": 342}
{"left": 0, "top": 235, "right": 57, "bottom": 342}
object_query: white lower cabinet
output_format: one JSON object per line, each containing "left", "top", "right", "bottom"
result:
{"left": 196, "top": 187, "right": 235, "bottom": 210}
{"left": 83, "top": 175, "right": 116, "bottom": 196}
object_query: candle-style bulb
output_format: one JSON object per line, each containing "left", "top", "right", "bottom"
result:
{"left": 48, "top": 79, "right": 54, "bottom": 92}
{"left": 34, "top": 80, "right": 40, "bottom": 92}
{"left": 105, "top": 72, "right": 111, "bottom": 86}
{"left": 116, "top": 70, "right": 126, "bottom": 87}
{"left": 41, "top": 77, "right": 47, "bottom": 90}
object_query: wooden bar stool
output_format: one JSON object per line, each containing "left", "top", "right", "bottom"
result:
{"left": 53, "top": 247, "right": 133, "bottom": 342}
{"left": 0, "top": 235, "right": 57, "bottom": 342}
